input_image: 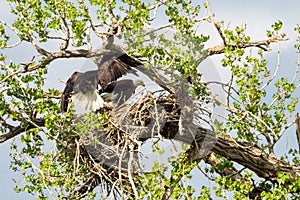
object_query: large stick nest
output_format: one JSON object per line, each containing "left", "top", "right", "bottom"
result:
{"left": 61, "top": 92, "right": 183, "bottom": 199}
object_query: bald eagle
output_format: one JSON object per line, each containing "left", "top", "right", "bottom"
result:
{"left": 100, "top": 79, "right": 145, "bottom": 107}
{"left": 60, "top": 51, "right": 142, "bottom": 113}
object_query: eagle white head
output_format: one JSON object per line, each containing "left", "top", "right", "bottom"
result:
{"left": 133, "top": 79, "right": 145, "bottom": 87}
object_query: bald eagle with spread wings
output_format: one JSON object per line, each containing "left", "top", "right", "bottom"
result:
{"left": 60, "top": 51, "right": 144, "bottom": 113}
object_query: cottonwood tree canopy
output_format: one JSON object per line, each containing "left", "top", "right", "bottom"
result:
{"left": 0, "top": 0, "right": 300, "bottom": 199}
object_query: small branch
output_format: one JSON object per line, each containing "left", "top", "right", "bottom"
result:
{"left": 261, "top": 43, "right": 281, "bottom": 90}
{"left": 213, "top": 21, "right": 226, "bottom": 45}
{"left": 5, "top": 40, "right": 22, "bottom": 48}
{"left": 145, "top": 23, "right": 174, "bottom": 36}
{"left": 227, "top": 73, "right": 234, "bottom": 107}
{"left": 59, "top": 9, "right": 70, "bottom": 51}
{"left": 205, "top": 0, "right": 226, "bottom": 45}
{"left": 135, "top": 65, "right": 175, "bottom": 94}
{"left": 127, "top": 151, "right": 139, "bottom": 199}
{"left": 30, "top": 39, "right": 51, "bottom": 56}
{"left": 20, "top": 56, "right": 35, "bottom": 70}
{"left": 147, "top": 0, "right": 168, "bottom": 11}
{"left": 0, "top": 117, "right": 14, "bottom": 131}
{"left": 296, "top": 113, "right": 300, "bottom": 152}
{"left": 24, "top": 153, "right": 58, "bottom": 199}
{"left": 106, "top": 0, "right": 116, "bottom": 23}
{"left": 89, "top": 22, "right": 107, "bottom": 38}
{"left": 277, "top": 119, "right": 297, "bottom": 143}
{"left": 148, "top": 1, "right": 160, "bottom": 21}
{"left": 199, "top": 35, "right": 288, "bottom": 62}
{"left": 46, "top": 36, "right": 66, "bottom": 41}
{"left": 43, "top": 91, "right": 62, "bottom": 99}
{"left": 0, "top": 18, "right": 20, "bottom": 38}
{"left": 0, "top": 18, "right": 22, "bottom": 48}
{"left": 0, "top": 48, "right": 111, "bottom": 85}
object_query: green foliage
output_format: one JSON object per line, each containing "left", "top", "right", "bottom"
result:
{"left": 288, "top": 149, "right": 300, "bottom": 165}
{"left": 260, "top": 173, "right": 300, "bottom": 200}
{"left": 214, "top": 176, "right": 254, "bottom": 200}
{"left": 220, "top": 25, "right": 298, "bottom": 148}
{"left": 76, "top": 112, "right": 107, "bottom": 135}
{"left": 134, "top": 150, "right": 198, "bottom": 200}
{"left": 271, "top": 20, "right": 283, "bottom": 31}
{"left": 0, "top": 24, "right": 9, "bottom": 48}
{"left": 8, "top": 0, "right": 91, "bottom": 45}
{"left": 165, "top": 0, "right": 200, "bottom": 34}
{"left": 267, "top": 20, "right": 283, "bottom": 37}
{"left": 294, "top": 24, "right": 300, "bottom": 51}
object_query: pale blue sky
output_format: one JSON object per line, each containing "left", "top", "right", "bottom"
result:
{"left": 0, "top": 0, "right": 299, "bottom": 199}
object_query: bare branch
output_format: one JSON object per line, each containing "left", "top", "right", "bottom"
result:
{"left": 5, "top": 40, "right": 22, "bottom": 48}
{"left": 59, "top": 11, "right": 70, "bottom": 51}
{"left": 106, "top": 0, "right": 116, "bottom": 23}
{"left": 214, "top": 21, "right": 227, "bottom": 45}
{"left": 205, "top": 0, "right": 226, "bottom": 45}
{"left": 202, "top": 35, "right": 288, "bottom": 60}
{"left": 260, "top": 43, "right": 281, "bottom": 90}
{"left": 0, "top": 18, "right": 20, "bottom": 37}
{"left": 0, "top": 117, "right": 14, "bottom": 131}
{"left": 0, "top": 48, "right": 111, "bottom": 85}
{"left": 30, "top": 39, "right": 51, "bottom": 57}
{"left": 145, "top": 23, "right": 174, "bottom": 36}
{"left": 147, "top": 0, "right": 168, "bottom": 11}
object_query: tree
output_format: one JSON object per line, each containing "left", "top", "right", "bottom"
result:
{"left": 0, "top": 0, "right": 299, "bottom": 199}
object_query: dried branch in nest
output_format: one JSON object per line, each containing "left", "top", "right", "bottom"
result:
{"left": 58, "top": 123, "right": 134, "bottom": 199}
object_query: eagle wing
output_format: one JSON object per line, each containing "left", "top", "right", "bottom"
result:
{"left": 60, "top": 72, "right": 80, "bottom": 113}
{"left": 97, "top": 52, "right": 142, "bottom": 90}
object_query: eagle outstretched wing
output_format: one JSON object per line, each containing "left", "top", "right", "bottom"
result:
{"left": 97, "top": 52, "right": 142, "bottom": 91}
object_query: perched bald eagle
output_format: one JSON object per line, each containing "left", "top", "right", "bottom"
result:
{"left": 60, "top": 51, "right": 142, "bottom": 113}
{"left": 100, "top": 79, "right": 145, "bottom": 107}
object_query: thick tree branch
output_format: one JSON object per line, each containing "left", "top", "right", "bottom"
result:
{"left": 0, "top": 48, "right": 112, "bottom": 84}
{"left": 182, "top": 126, "right": 300, "bottom": 182}
{"left": 205, "top": 153, "right": 244, "bottom": 181}
{"left": 212, "top": 134, "right": 300, "bottom": 180}
{"left": 0, "top": 118, "right": 44, "bottom": 143}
